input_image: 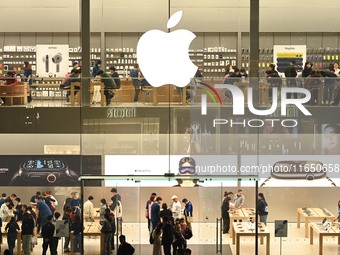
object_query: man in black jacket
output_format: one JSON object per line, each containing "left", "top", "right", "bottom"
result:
{"left": 284, "top": 60, "right": 298, "bottom": 98}
{"left": 41, "top": 215, "right": 56, "bottom": 255}
{"left": 117, "top": 235, "right": 135, "bottom": 255}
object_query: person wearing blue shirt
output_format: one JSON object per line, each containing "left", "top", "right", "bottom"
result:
{"left": 70, "top": 192, "right": 81, "bottom": 215}
{"left": 130, "top": 64, "right": 141, "bottom": 102}
{"left": 182, "top": 198, "right": 193, "bottom": 230}
{"left": 0, "top": 193, "right": 6, "bottom": 208}
{"left": 92, "top": 60, "right": 101, "bottom": 77}
{"left": 150, "top": 197, "right": 162, "bottom": 231}
{"left": 35, "top": 196, "right": 52, "bottom": 233}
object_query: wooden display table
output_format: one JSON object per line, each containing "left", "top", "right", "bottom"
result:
{"left": 70, "top": 222, "right": 104, "bottom": 255}
{"left": 0, "top": 83, "right": 28, "bottom": 105}
{"left": 232, "top": 222, "right": 270, "bottom": 255}
{"left": 297, "top": 208, "right": 334, "bottom": 238}
{"left": 310, "top": 222, "right": 340, "bottom": 255}
{"left": 229, "top": 208, "right": 256, "bottom": 236}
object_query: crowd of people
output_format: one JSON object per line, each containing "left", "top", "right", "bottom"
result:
{"left": 223, "top": 61, "right": 340, "bottom": 106}
{"left": 0, "top": 188, "right": 134, "bottom": 255}
{"left": 145, "top": 193, "right": 193, "bottom": 255}
{"left": 221, "top": 189, "right": 269, "bottom": 235}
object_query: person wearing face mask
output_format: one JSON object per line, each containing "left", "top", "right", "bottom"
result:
{"left": 302, "top": 62, "right": 313, "bottom": 78}
{"left": 239, "top": 68, "right": 248, "bottom": 80}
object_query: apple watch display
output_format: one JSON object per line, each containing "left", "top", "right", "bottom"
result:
{"left": 8, "top": 157, "right": 80, "bottom": 186}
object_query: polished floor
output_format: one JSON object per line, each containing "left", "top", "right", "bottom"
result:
{"left": 1, "top": 222, "right": 340, "bottom": 254}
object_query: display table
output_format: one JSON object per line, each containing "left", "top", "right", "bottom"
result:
{"left": 232, "top": 222, "right": 270, "bottom": 255}
{"left": 229, "top": 208, "right": 256, "bottom": 236}
{"left": 309, "top": 222, "right": 340, "bottom": 255}
{"left": 70, "top": 222, "right": 104, "bottom": 255}
{"left": 297, "top": 208, "right": 334, "bottom": 237}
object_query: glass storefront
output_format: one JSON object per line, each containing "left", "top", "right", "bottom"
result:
{"left": 0, "top": 1, "right": 339, "bottom": 255}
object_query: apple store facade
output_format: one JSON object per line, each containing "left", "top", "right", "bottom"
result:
{"left": 0, "top": 1, "right": 340, "bottom": 255}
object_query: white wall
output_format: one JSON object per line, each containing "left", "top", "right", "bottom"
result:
{"left": 1, "top": 0, "right": 340, "bottom": 32}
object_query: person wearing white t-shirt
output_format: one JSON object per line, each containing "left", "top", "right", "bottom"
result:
{"left": 171, "top": 195, "right": 182, "bottom": 219}
{"left": 83, "top": 196, "right": 95, "bottom": 222}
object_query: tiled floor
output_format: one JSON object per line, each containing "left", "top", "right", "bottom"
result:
{"left": 2, "top": 222, "right": 340, "bottom": 254}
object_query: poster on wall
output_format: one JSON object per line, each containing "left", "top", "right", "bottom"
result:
{"left": 241, "top": 155, "right": 340, "bottom": 187}
{"left": 36, "top": 45, "right": 69, "bottom": 77}
{"left": 273, "top": 45, "right": 306, "bottom": 74}
{"left": 104, "top": 155, "right": 239, "bottom": 187}
{"left": 0, "top": 155, "right": 101, "bottom": 186}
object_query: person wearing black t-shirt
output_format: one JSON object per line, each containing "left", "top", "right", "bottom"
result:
{"left": 22, "top": 212, "right": 35, "bottom": 255}
{"left": 71, "top": 214, "right": 83, "bottom": 253}
{"left": 117, "top": 235, "right": 135, "bottom": 255}
{"left": 41, "top": 215, "right": 56, "bottom": 255}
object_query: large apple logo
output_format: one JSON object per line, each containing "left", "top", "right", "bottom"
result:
{"left": 137, "top": 11, "right": 198, "bottom": 87}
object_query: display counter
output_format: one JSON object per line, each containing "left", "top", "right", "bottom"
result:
{"left": 297, "top": 207, "right": 334, "bottom": 238}
{"left": 309, "top": 222, "right": 340, "bottom": 255}
{"left": 232, "top": 221, "right": 270, "bottom": 255}
{"left": 229, "top": 208, "right": 256, "bottom": 236}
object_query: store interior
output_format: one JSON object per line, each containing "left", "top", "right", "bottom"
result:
{"left": 0, "top": 0, "right": 340, "bottom": 255}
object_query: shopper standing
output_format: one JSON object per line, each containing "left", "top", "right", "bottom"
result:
{"left": 41, "top": 215, "right": 56, "bottom": 255}
{"left": 70, "top": 192, "right": 81, "bottom": 216}
{"left": 145, "top": 193, "right": 157, "bottom": 232}
{"left": 161, "top": 217, "right": 173, "bottom": 255}
{"left": 234, "top": 190, "right": 245, "bottom": 209}
{"left": 152, "top": 223, "right": 162, "bottom": 255}
{"left": 130, "top": 64, "right": 141, "bottom": 103}
{"left": 284, "top": 60, "right": 298, "bottom": 98}
{"left": 151, "top": 197, "right": 162, "bottom": 231}
{"left": 182, "top": 199, "right": 193, "bottom": 231}
{"left": 83, "top": 196, "right": 95, "bottom": 222}
{"left": 101, "top": 212, "right": 114, "bottom": 255}
{"left": 21, "top": 212, "right": 35, "bottom": 255}
{"left": 100, "top": 199, "right": 108, "bottom": 221}
{"left": 321, "top": 64, "right": 337, "bottom": 105}
{"left": 170, "top": 195, "right": 182, "bottom": 220}
{"left": 110, "top": 188, "right": 122, "bottom": 234}
{"left": 257, "top": 193, "right": 268, "bottom": 225}
{"left": 23, "top": 61, "right": 33, "bottom": 103}
{"left": 70, "top": 214, "right": 83, "bottom": 254}
{"left": 5, "top": 217, "right": 19, "bottom": 255}
{"left": 221, "top": 196, "right": 231, "bottom": 234}
{"left": 35, "top": 195, "right": 52, "bottom": 233}
{"left": 302, "top": 62, "right": 313, "bottom": 78}
{"left": 160, "top": 203, "right": 172, "bottom": 221}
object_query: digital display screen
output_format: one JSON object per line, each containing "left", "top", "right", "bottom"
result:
{"left": 23, "top": 159, "right": 65, "bottom": 170}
